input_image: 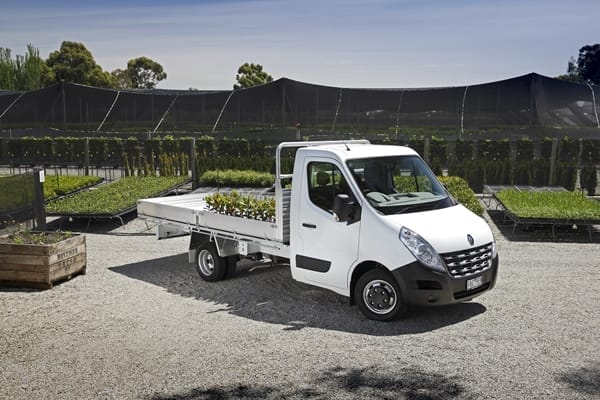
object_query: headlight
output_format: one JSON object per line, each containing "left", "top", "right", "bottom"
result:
{"left": 399, "top": 227, "right": 446, "bottom": 273}
{"left": 491, "top": 240, "right": 497, "bottom": 259}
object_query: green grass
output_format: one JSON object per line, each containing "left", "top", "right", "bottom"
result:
{"left": 45, "top": 176, "right": 189, "bottom": 215}
{"left": 496, "top": 190, "right": 600, "bottom": 220}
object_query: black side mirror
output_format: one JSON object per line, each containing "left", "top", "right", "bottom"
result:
{"left": 333, "top": 193, "right": 356, "bottom": 223}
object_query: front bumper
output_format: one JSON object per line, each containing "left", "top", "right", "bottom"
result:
{"left": 391, "top": 255, "right": 499, "bottom": 306}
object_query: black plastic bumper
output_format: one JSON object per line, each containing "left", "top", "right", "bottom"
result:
{"left": 391, "top": 255, "right": 499, "bottom": 306}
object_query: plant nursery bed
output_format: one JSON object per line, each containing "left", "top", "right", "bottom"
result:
{"left": 0, "top": 232, "right": 86, "bottom": 289}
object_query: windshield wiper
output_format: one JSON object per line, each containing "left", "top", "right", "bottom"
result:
{"left": 394, "top": 197, "right": 448, "bottom": 214}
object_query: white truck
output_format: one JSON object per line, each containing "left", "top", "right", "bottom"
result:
{"left": 137, "top": 140, "right": 498, "bottom": 321}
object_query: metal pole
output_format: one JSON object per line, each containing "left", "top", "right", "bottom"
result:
{"left": 84, "top": 137, "right": 90, "bottom": 176}
{"left": 33, "top": 169, "right": 47, "bottom": 231}
{"left": 190, "top": 137, "right": 197, "bottom": 190}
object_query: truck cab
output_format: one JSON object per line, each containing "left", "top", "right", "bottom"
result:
{"left": 287, "top": 142, "right": 498, "bottom": 320}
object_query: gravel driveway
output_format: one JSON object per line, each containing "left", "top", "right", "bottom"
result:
{"left": 1, "top": 215, "right": 599, "bottom": 400}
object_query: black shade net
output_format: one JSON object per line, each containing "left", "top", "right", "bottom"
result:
{"left": 0, "top": 73, "right": 598, "bottom": 135}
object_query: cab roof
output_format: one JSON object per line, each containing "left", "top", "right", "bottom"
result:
{"left": 297, "top": 142, "right": 419, "bottom": 162}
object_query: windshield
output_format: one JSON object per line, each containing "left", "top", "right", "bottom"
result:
{"left": 346, "top": 155, "right": 453, "bottom": 215}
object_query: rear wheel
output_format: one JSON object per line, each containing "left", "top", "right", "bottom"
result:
{"left": 355, "top": 269, "right": 406, "bottom": 321}
{"left": 195, "top": 242, "right": 227, "bottom": 282}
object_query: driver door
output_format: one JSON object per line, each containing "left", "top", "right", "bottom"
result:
{"left": 291, "top": 159, "right": 361, "bottom": 292}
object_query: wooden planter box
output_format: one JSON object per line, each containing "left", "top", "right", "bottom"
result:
{"left": 0, "top": 234, "right": 86, "bottom": 289}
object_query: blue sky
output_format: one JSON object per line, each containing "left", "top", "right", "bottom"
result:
{"left": 1, "top": 0, "right": 598, "bottom": 89}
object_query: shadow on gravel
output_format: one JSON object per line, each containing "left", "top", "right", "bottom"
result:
{"left": 150, "top": 365, "right": 472, "bottom": 400}
{"left": 110, "top": 254, "right": 486, "bottom": 336}
{"left": 557, "top": 362, "right": 600, "bottom": 396}
{"left": 487, "top": 210, "right": 600, "bottom": 243}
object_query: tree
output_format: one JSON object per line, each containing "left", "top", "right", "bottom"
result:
{"left": 44, "top": 41, "right": 116, "bottom": 88}
{"left": 0, "top": 44, "right": 46, "bottom": 90}
{"left": 111, "top": 68, "right": 132, "bottom": 89}
{"left": 234, "top": 62, "right": 273, "bottom": 90}
{"left": 126, "top": 57, "right": 167, "bottom": 89}
{"left": 558, "top": 44, "right": 600, "bottom": 85}
{"left": 574, "top": 44, "right": 600, "bottom": 85}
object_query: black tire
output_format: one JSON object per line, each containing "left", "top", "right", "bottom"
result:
{"left": 224, "top": 255, "right": 238, "bottom": 278}
{"left": 354, "top": 269, "right": 407, "bottom": 321}
{"left": 195, "top": 241, "right": 227, "bottom": 282}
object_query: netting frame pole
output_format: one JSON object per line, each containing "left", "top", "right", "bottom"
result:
{"left": 0, "top": 92, "right": 26, "bottom": 122}
{"left": 152, "top": 95, "right": 179, "bottom": 136}
{"left": 331, "top": 88, "right": 343, "bottom": 133}
{"left": 586, "top": 83, "right": 600, "bottom": 128}
{"left": 96, "top": 91, "right": 121, "bottom": 132}
{"left": 460, "top": 86, "right": 469, "bottom": 140}
{"left": 395, "top": 91, "right": 404, "bottom": 138}
{"left": 212, "top": 91, "right": 234, "bottom": 135}
{"left": 61, "top": 81, "right": 67, "bottom": 130}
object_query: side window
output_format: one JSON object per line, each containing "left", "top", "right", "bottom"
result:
{"left": 307, "top": 162, "right": 348, "bottom": 213}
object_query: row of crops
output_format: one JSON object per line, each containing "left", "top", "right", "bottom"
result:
{"left": 1, "top": 135, "right": 599, "bottom": 165}
{"left": 2, "top": 135, "right": 598, "bottom": 195}
{"left": 45, "top": 176, "right": 189, "bottom": 216}
{"left": 3, "top": 168, "right": 598, "bottom": 241}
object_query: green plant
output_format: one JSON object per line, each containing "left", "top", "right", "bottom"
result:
{"left": 200, "top": 169, "right": 275, "bottom": 187}
{"left": 438, "top": 176, "right": 484, "bottom": 215}
{"left": 580, "top": 165, "right": 598, "bottom": 196}
{"left": 496, "top": 190, "right": 600, "bottom": 220}
{"left": 204, "top": 190, "right": 275, "bottom": 222}
{"left": 43, "top": 175, "right": 102, "bottom": 199}
{"left": 0, "top": 230, "right": 74, "bottom": 245}
{"left": 45, "top": 176, "right": 188, "bottom": 215}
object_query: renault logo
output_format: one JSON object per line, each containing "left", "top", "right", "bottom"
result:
{"left": 467, "top": 234, "right": 474, "bottom": 246}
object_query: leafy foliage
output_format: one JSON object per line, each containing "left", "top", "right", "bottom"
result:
{"left": 126, "top": 56, "right": 167, "bottom": 89}
{"left": 43, "top": 175, "right": 102, "bottom": 200}
{"left": 0, "top": 44, "right": 46, "bottom": 90}
{"left": 200, "top": 169, "right": 274, "bottom": 187}
{"left": 580, "top": 165, "right": 598, "bottom": 196}
{"left": 45, "top": 176, "right": 188, "bottom": 215}
{"left": 234, "top": 63, "right": 273, "bottom": 90}
{"left": 557, "top": 43, "right": 600, "bottom": 84}
{"left": 438, "top": 176, "right": 484, "bottom": 215}
{"left": 44, "top": 41, "right": 115, "bottom": 88}
{"left": 204, "top": 190, "right": 275, "bottom": 222}
{"left": 496, "top": 190, "right": 600, "bottom": 220}
{"left": 0, "top": 230, "right": 73, "bottom": 245}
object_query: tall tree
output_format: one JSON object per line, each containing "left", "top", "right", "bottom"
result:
{"left": 234, "top": 62, "right": 273, "bottom": 89}
{"left": 558, "top": 44, "right": 600, "bottom": 85}
{"left": 111, "top": 68, "right": 132, "bottom": 89}
{"left": 0, "top": 44, "right": 46, "bottom": 90}
{"left": 574, "top": 44, "right": 600, "bottom": 85}
{"left": 126, "top": 57, "right": 167, "bottom": 89}
{"left": 0, "top": 48, "right": 17, "bottom": 90}
{"left": 44, "top": 41, "right": 115, "bottom": 88}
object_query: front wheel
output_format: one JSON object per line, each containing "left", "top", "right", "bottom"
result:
{"left": 355, "top": 269, "right": 407, "bottom": 321}
{"left": 195, "top": 242, "right": 227, "bottom": 282}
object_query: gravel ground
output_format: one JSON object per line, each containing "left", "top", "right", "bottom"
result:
{"left": 1, "top": 213, "right": 599, "bottom": 400}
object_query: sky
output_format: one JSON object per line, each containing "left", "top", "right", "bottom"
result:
{"left": 1, "top": 0, "right": 598, "bottom": 90}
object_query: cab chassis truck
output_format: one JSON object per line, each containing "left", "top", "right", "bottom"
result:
{"left": 137, "top": 140, "right": 499, "bottom": 321}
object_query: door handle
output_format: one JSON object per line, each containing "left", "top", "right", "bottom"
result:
{"left": 302, "top": 223, "right": 317, "bottom": 229}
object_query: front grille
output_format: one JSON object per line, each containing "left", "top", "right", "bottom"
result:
{"left": 441, "top": 243, "right": 493, "bottom": 278}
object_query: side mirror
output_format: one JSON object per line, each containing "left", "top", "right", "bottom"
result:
{"left": 333, "top": 194, "right": 356, "bottom": 223}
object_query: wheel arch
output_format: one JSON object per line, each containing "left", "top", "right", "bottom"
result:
{"left": 349, "top": 261, "right": 410, "bottom": 307}
{"left": 349, "top": 261, "right": 387, "bottom": 305}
